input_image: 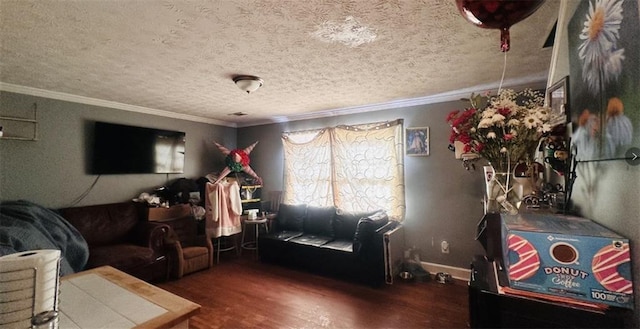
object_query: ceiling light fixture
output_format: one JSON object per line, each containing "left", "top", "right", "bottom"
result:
{"left": 233, "top": 75, "right": 263, "bottom": 94}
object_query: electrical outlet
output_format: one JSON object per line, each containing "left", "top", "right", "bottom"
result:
{"left": 441, "top": 240, "right": 450, "bottom": 254}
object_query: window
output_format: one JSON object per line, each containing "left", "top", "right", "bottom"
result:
{"left": 282, "top": 120, "right": 405, "bottom": 220}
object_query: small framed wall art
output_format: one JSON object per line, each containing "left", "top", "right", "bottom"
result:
{"left": 405, "top": 127, "right": 429, "bottom": 156}
{"left": 546, "top": 75, "right": 570, "bottom": 126}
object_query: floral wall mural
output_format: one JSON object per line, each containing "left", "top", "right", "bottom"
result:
{"left": 568, "top": 0, "right": 639, "bottom": 161}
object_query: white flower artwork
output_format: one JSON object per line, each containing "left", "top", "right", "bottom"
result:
{"left": 578, "top": 0, "right": 626, "bottom": 95}
{"left": 568, "top": 0, "right": 638, "bottom": 161}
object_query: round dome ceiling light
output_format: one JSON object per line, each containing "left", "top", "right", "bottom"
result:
{"left": 233, "top": 75, "right": 263, "bottom": 94}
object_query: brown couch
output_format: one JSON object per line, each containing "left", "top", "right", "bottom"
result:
{"left": 59, "top": 202, "right": 170, "bottom": 282}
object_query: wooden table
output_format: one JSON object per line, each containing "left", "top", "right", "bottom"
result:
{"left": 59, "top": 266, "right": 200, "bottom": 329}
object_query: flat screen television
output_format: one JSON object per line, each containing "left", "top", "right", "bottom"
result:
{"left": 92, "top": 121, "right": 186, "bottom": 174}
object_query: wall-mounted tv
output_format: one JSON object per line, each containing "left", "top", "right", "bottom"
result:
{"left": 92, "top": 121, "right": 186, "bottom": 174}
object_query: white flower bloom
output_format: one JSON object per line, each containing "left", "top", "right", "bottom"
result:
{"left": 478, "top": 118, "right": 493, "bottom": 129}
{"left": 578, "top": 0, "right": 625, "bottom": 95}
{"left": 490, "top": 103, "right": 517, "bottom": 117}
{"left": 491, "top": 113, "right": 506, "bottom": 126}
{"left": 470, "top": 127, "right": 476, "bottom": 133}
{"left": 507, "top": 119, "right": 520, "bottom": 126}
{"left": 497, "top": 89, "right": 517, "bottom": 102}
{"left": 607, "top": 113, "right": 633, "bottom": 148}
{"left": 534, "top": 108, "right": 550, "bottom": 121}
{"left": 481, "top": 108, "right": 496, "bottom": 118}
{"left": 603, "top": 48, "right": 626, "bottom": 84}
{"left": 540, "top": 123, "right": 552, "bottom": 133}
{"left": 500, "top": 147, "right": 508, "bottom": 153}
{"left": 501, "top": 100, "right": 518, "bottom": 110}
{"left": 487, "top": 132, "right": 497, "bottom": 139}
{"left": 523, "top": 115, "right": 541, "bottom": 129}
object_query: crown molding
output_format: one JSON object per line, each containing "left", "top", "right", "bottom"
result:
{"left": 2, "top": 75, "right": 546, "bottom": 129}
{"left": 0, "top": 83, "right": 237, "bottom": 128}
{"left": 237, "top": 75, "right": 547, "bottom": 127}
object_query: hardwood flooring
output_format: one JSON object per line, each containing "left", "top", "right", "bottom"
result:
{"left": 156, "top": 253, "right": 470, "bottom": 329}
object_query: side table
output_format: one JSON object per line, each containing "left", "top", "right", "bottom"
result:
{"left": 240, "top": 217, "right": 269, "bottom": 258}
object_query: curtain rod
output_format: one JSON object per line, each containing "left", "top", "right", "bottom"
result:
{"left": 282, "top": 118, "right": 403, "bottom": 135}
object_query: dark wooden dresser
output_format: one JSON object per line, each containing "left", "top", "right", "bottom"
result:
{"left": 469, "top": 255, "right": 629, "bottom": 328}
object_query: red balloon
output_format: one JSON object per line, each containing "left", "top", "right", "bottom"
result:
{"left": 456, "top": 0, "right": 546, "bottom": 52}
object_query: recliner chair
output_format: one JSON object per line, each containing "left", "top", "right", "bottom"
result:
{"left": 164, "top": 216, "right": 213, "bottom": 279}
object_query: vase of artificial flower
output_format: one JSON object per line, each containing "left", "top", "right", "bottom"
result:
{"left": 489, "top": 163, "right": 520, "bottom": 214}
{"left": 483, "top": 161, "right": 519, "bottom": 214}
{"left": 483, "top": 165, "right": 500, "bottom": 213}
{"left": 447, "top": 89, "right": 551, "bottom": 214}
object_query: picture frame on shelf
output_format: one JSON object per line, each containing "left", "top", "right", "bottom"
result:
{"left": 405, "top": 127, "right": 429, "bottom": 156}
{"left": 546, "top": 75, "right": 570, "bottom": 127}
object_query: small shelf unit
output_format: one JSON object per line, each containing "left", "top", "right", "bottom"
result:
{"left": 240, "top": 185, "right": 262, "bottom": 212}
{"left": 0, "top": 103, "right": 38, "bottom": 141}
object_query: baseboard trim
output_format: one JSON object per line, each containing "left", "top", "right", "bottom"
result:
{"left": 420, "top": 262, "right": 470, "bottom": 282}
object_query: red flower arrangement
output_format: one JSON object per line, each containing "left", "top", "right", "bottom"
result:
{"left": 446, "top": 89, "right": 552, "bottom": 172}
{"left": 226, "top": 149, "right": 250, "bottom": 172}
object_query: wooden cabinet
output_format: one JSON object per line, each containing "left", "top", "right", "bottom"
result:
{"left": 468, "top": 256, "right": 629, "bottom": 328}
{"left": 147, "top": 204, "right": 192, "bottom": 221}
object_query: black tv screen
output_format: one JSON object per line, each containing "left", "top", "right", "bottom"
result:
{"left": 92, "top": 121, "right": 185, "bottom": 174}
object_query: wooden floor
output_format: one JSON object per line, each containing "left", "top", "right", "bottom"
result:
{"left": 156, "top": 253, "right": 470, "bottom": 329}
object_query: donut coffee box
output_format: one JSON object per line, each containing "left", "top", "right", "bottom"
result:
{"left": 500, "top": 212, "right": 633, "bottom": 309}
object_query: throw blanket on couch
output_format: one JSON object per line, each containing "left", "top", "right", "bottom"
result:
{"left": 0, "top": 200, "right": 89, "bottom": 275}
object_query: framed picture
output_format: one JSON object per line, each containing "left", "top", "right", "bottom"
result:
{"left": 546, "top": 75, "right": 570, "bottom": 126}
{"left": 405, "top": 127, "right": 429, "bottom": 156}
{"left": 567, "top": 0, "right": 639, "bottom": 161}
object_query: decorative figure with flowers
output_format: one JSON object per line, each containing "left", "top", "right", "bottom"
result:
{"left": 446, "top": 89, "right": 552, "bottom": 213}
{"left": 211, "top": 141, "right": 263, "bottom": 186}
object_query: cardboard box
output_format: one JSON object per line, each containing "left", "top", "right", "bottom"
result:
{"left": 501, "top": 212, "right": 634, "bottom": 309}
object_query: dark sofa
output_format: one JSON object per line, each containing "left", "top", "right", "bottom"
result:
{"left": 258, "top": 203, "right": 396, "bottom": 286}
{"left": 59, "top": 202, "right": 170, "bottom": 282}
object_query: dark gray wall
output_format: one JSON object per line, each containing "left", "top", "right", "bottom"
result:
{"left": 238, "top": 101, "right": 487, "bottom": 269}
{"left": 0, "top": 91, "right": 235, "bottom": 209}
{"left": 240, "top": 87, "right": 639, "bottom": 326}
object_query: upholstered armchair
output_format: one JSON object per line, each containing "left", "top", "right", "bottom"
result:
{"left": 164, "top": 216, "right": 213, "bottom": 279}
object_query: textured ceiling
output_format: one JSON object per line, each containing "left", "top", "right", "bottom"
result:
{"left": 0, "top": 0, "right": 559, "bottom": 127}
